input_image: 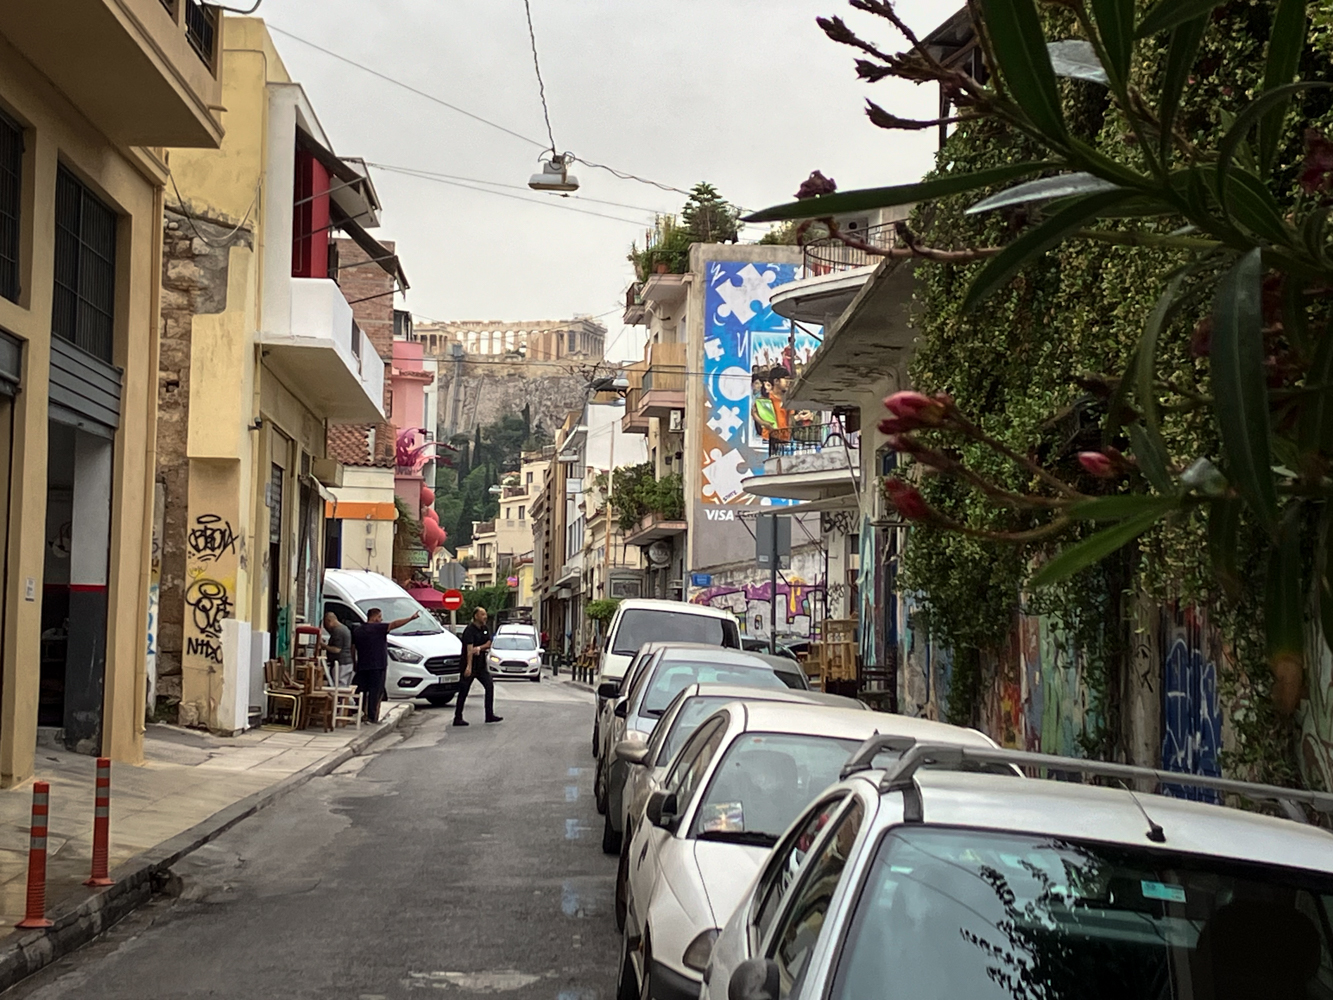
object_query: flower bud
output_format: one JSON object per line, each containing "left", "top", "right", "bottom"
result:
{"left": 878, "top": 416, "right": 922, "bottom": 435}
{"left": 1078, "top": 451, "right": 1116, "bottom": 479}
{"left": 883, "top": 391, "right": 947, "bottom": 426}
{"left": 884, "top": 478, "right": 931, "bottom": 521}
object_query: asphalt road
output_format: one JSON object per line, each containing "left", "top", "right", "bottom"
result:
{"left": 4, "top": 676, "right": 619, "bottom": 1000}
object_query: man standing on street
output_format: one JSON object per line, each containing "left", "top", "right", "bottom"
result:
{"left": 319, "top": 611, "right": 354, "bottom": 687}
{"left": 456, "top": 607, "right": 502, "bottom": 727}
{"left": 351, "top": 607, "right": 417, "bottom": 723}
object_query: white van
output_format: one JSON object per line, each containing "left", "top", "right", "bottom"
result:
{"left": 322, "top": 569, "right": 464, "bottom": 706}
{"left": 591, "top": 598, "right": 740, "bottom": 755}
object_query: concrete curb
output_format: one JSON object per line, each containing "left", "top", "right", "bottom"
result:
{"left": 0, "top": 703, "right": 415, "bottom": 993}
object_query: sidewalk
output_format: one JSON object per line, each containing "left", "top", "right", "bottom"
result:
{"left": 0, "top": 703, "right": 411, "bottom": 949}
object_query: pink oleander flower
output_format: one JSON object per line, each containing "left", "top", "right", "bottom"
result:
{"left": 878, "top": 416, "right": 920, "bottom": 435}
{"left": 1078, "top": 451, "right": 1116, "bottom": 478}
{"left": 883, "top": 391, "right": 949, "bottom": 427}
{"left": 884, "top": 478, "right": 931, "bottom": 521}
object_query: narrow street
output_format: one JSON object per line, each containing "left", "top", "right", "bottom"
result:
{"left": 4, "top": 679, "right": 618, "bottom": 1000}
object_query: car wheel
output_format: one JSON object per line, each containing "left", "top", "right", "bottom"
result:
{"left": 615, "top": 830, "right": 630, "bottom": 931}
{"left": 639, "top": 935, "right": 654, "bottom": 1000}
{"left": 530, "top": 674, "right": 540, "bottom": 683}
{"left": 593, "top": 721, "right": 600, "bottom": 758}
{"left": 616, "top": 926, "right": 638, "bottom": 1000}
{"left": 595, "top": 762, "right": 608, "bottom": 816}
{"left": 602, "top": 809, "right": 622, "bottom": 855}
{"left": 425, "top": 694, "right": 455, "bottom": 707}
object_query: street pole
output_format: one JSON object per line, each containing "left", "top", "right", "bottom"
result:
{"left": 769, "top": 545, "right": 778, "bottom": 656}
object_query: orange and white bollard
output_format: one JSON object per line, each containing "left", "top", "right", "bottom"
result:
{"left": 84, "top": 757, "right": 113, "bottom": 887}
{"left": 16, "top": 781, "right": 53, "bottom": 929}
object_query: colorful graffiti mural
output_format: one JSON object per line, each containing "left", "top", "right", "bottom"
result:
{"left": 699, "top": 261, "right": 820, "bottom": 506}
{"left": 692, "top": 576, "right": 823, "bottom": 639}
{"left": 1157, "top": 606, "right": 1222, "bottom": 799}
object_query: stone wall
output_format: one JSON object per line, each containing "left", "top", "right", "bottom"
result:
{"left": 156, "top": 208, "right": 251, "bottom": 703}
{"left": 436, "top": 356, "right": 591, "bottom": 441}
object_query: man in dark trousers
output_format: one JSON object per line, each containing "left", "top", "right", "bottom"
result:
{"left": 456, "top": 606, "right": 503, "bottom": 726}
{"left": 350, "top": 607, "right": 417, "bottom": 723}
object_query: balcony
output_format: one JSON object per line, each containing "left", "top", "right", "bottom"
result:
{"left": 624, "top": 282, "right": 647, "bottom": 325}
{"left": 637, "top": 342, "right": 687, "bottom": 419}
{"left": 621, "top": 361, "right": 650, "bottom": 434}
{"left": 624, "top": 511, "right": 687, "bottom": 547}
{"left": 743, "top": 423, "right": 861, "bottom": 503}
{"left": 769, "top": 223, "right": 900, "bottom": 327}
{"left": 260, "top": 278, "right": 385, "bottom": 423}
{"left": 0, "top": 0, "right": 224, "bottom": 148}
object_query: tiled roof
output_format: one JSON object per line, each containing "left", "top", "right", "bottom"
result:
{"left": 328, "top": 424, "right": 371, "bottom": 466}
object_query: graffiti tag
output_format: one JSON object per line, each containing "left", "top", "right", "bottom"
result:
{"left": 185, "top": 577, "right": 232, "bottom": 641}
{"left": 187, "top": 514, "right": 237, "bottom": 563}
{"left": 186, "top": 636, "right": 223, "bottom": 664}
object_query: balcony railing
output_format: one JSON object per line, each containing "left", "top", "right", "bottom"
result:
{"left": 768, "top": 422, "right": 856, "bottom": 459}
{"left": 803, "top": 222, "right": 898, "bottom": 278}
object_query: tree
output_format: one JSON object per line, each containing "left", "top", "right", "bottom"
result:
{"left": 747, "top": 0, "right": 1333, "bottom": 724}
{"left": 681, "top": 181, "right": 740, "bottom": 245}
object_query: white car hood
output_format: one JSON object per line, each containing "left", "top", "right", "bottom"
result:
{"left": 388, "top": 629, "right": 462, "bottom": 658}
{"left": 692, "top": 841, "right": 767, "bottom": 927}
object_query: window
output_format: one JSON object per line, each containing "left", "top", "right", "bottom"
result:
{"left": 663, "top": 714, "right": 727, "bottom": 813}
{"left": 772, "top": 799, "right": 865, "bottom": 997}
{"left": 0, "top": 109, "right": 20, "bottom": 303}
{"left": 753, "top": 796, "right": 848, "bottom": 946}
{"left": 611, "top": 609, "right": 739, "bottom": 655}
{"left": 52, "top": 167, "right": 117, "bottom": 362}
{"left": 519, "top": 505, "right": 526, "bottom": 520}
{"left": 527, "top": 472, "right": 534, "bottom": 485}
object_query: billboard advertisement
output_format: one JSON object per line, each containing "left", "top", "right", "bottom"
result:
{"left": 699, "top": 260, "right": 821, "bottom": 506}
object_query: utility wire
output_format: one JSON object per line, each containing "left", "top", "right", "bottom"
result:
{"left": 266, "top": 25, "right": 693, "bottom": 198}
{"left": 522, "top": 0, "right": 559, "bottom": 156}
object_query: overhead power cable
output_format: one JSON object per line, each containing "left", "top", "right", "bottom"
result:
{"left": 363, "top": 161, "right": 671, "bottom": 214}
{"left": 522, "top": 0, "right": 559, "bottom": 155}
{"left": 266, "top": 25, "right": 692, "bottom": 197}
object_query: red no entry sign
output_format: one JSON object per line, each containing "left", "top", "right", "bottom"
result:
{"left": 441, "top": 589, "right": 464, "bottom": 611}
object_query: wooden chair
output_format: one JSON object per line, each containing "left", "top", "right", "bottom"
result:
{"left": 263, "top": 659, "right": 303, "bottom": 731}
{"left": 332, "top": 687, "right": 364, "bottom": 729}
{"left": 293, "top": 654, "right": 334, "bottom": 732}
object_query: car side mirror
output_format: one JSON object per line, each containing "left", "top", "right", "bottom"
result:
{"left": 597, "top": 681, "right": 620, "bottom": 700}
{"left": 645, "top": 790, "right": 678, "bottom": 829}
{"left": 613, "top": 699, "right": 629, "bottom": 719}
{"left": 615, "top": 740, "right": 651, "bottom": 766}
{"left": 729, "top": 958, "right": 780, "bottom": 1000}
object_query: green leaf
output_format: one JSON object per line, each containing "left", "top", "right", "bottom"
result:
{"left": 1158, "top": 16, "right": 1208, "bottom": 164}
{"left": 1031, "top": 508, "right": 1166, "bottom": 587}
{"left": 1298, "top": 319, "right": 1333, "bottom": 457}
{"left": 1135, "top": 273, "right": 1186, "bottom": 443}
{"left": 740, "top": 162, "right": 1058, "bottom": 223}
{"left": 1207, "top": 497, "right": 1243, "bottom": 601}
{"left": 1211, "top": 249, "right": 1279, "bottom": 533}
{"left": 977, "top": 0, "right": 1067, "bottom": 141}
{"left": 1264, "top": 506, "right": 1305, "bottom": 664}
{"left": 1136, "top": 0, "right": 1226, "bottom": 37}
{"left": 1069, "top": 495, "right": 1181, "bottom": 521}
{"left": 966, "top": 172, "right": 1119, "bottom": 214}
{"left": 1128, "top": 423, "right": 1175, "bottom": 494}
{"left": 962, "top": 189, "right": 1133, "bottom": 311}
{"left": 1225, "top": 170, "right": 1294, "bottom": 245}
{"left": 1218, "top": 83, "right": 1333, "bottom": 197}
{"left": 1090, "top": 0, "right": 1135, "bottom": 88}
{"left": 1302, "top": 203, "right": 1329, "bottom": 266}
{"left": 1319, "top": 504, "right": 1333, "bottom": 657}
{"left": 1259, "top": 0, "right": 1309, "bottom": 173}
{"left": 1282, "top": 276, "right": 1310, "bottom": 356}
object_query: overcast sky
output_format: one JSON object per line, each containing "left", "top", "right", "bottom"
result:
{"left": 259, "top": 0, "right": 956, "bottom": 362}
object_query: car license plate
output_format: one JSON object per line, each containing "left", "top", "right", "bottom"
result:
{"left": 440, "top": 672, "right": 460, "bottom": 683}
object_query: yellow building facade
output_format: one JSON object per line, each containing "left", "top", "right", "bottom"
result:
{"left": 158, "top": 18, "right": 396, "bottom": 732}
{"left": 0, "top": 0, "right": 224, "bottom": 780}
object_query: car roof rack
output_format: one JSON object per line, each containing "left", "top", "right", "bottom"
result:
{"left": 879, "top": 743, "right": 1333, "bottom": 827}
{"left": 840, "top": 733, "right": 919, "bottom": 779}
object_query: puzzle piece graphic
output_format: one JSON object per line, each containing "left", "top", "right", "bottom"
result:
{"left": 701, "top": 447, "right": 751, "bottom": 504}
{"left": 707, "top": 405, "right": 744, "bottom": 442}
{"left": 704, "top": 337, "right": 725, "bottom": 361}
{"left": 714, "top": 264, "right": 779, "bottom": 326}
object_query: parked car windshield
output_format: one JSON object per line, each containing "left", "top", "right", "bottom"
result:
{"left": 492, "top": 634, "right": 536, "bottom": 651}
{"left": 831, "top": 826, "right": 1333, "bottom": 1000}
{"left": 612, "top": 610, "right": 735, "bottom": 655}
{"left": 354, "top": 598, "right": 443, "bottom": 635}
{"left": 691, "top": 733, "right": 860, "bottom": 845}
{"left": 641, "top": 661, "right": 787, "bottom": 717}
{"left": 657, "top": 696, "right": 733, "bottom": 764}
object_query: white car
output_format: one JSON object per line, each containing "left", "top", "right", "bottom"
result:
{"left": 704, "top": 743, "right": 1333, "bottom": 1000}
{"left": 593, "top": 599, "right": 741, "bottom": 758}
{"left": 613, "top": 683, "right": 866, "bottom": 929}
{"left": 598, "top": 645, "right": 810, "bottom": 854}
{"left": 617, "top": 702, "right": 999, "bottom": 1000}
{"left": 322, "top": 569, "right": 464, "bottom": 706}
{"left": 486, "top": 630, "right": 542, "bottom": 682}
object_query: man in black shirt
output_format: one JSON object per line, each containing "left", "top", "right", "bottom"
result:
{"left": 351, "top": 607, "right": 418, "bottom": 723}
{"left": 456, "top": 607, "right": 502, "bottom": 727}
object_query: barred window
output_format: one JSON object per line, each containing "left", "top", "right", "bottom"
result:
{"left": 0, "top": 110, "right": 20, "bottom": 303}
{"left": 52, "top": 166, "right": 117, "bottom": 362}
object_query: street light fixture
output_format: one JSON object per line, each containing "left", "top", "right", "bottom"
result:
{"left": 528, "top": 153, "right": 579, "bottom": 193}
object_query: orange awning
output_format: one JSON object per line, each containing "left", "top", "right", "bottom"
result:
{"left": 324, "top": 501, "right": 398, "bottom": 521}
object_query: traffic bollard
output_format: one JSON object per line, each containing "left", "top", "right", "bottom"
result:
{"left": 84, "top": 757, "right": 113, "bottom": 887}
{"left": 16, "top": 782, "right": 53, "bottom": 929}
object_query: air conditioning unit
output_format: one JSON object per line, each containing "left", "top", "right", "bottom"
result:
{"left": 668, "top": 409, "right": 684, "bottom": 432}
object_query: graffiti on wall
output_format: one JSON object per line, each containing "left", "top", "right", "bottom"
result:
{"left": 1159, "top": 606, "right": 1222, "bottom": 798}
{"left": 186, "top": 514, "right": 237, "bottom": 563}
{"left": 700, "top": 261, "right": 820, "bottom": 505}
{"left": 692, "top": 577, "right": 822, "bottom": 639}
{"left": 183, "top": 512, "right": 237, "bottom": 668}
{"left": 1300, "top": 621, "right": 1333, "bottom": 792}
